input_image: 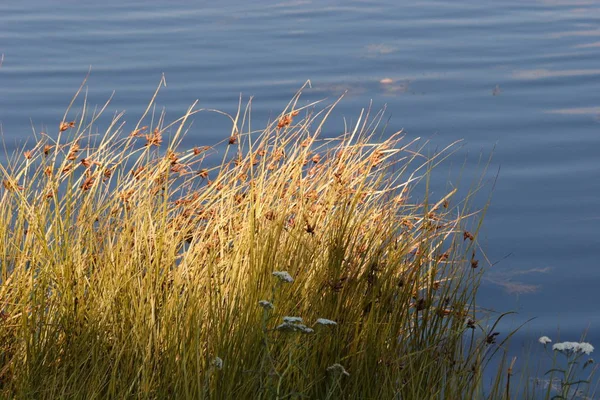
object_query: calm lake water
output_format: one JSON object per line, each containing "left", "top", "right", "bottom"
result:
{"left": 1, "top": 1, "right": 598, "bottom": 349}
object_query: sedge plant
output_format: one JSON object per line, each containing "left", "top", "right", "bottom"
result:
{"left": 0, "top": 80, "right": 508, "bottom": 399}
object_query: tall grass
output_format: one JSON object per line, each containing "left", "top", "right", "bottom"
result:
{"left": 0, "top": 80, "right": 514, "bottom": 399}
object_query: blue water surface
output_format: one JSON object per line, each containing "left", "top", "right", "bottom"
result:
{"left": 1, "top": 0, "right": 599, "bottom": 363}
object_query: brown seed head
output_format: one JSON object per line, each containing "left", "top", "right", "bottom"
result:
{"left": 438, "top": 251, "right": 449, "bottom": 261}
{"left": 145, "top": 128, "right": 162, "bottom": 147}
{"left": 167, "top": 150, "right": 178, "bottom": 165}
{"left": 80, "top": 158, "right": 92, "bottom": 168}
{"left": 305, "top": 221, "right": 315, "bottom": 234}
{"left": 80, "top": 176, "right": 95, "bottom": 191}
{"left": 3, "top": 179, "right": 23, "bottom": 191}
{"left": 171, "top": 163, "right": 185, "bottom": 173}
{"left": 272, "top": 148, "right": 285, "bottom": 162}
{"left": 66, "top": 142, "right": 80, "bottom": 161}
{"left": 132, "top": 166, "right": 145, "bottom": 180}
{"left": 193, "top": 146, "right": 210, "bottom": 155}
{"left": 119, "top": 189, "right": 135, "bottom": 203}
{"left": 130, "top": 126, "right": 148, "bottom": 137}
{"left": 370, "top": 150, "right": 384, "bottom": 167}
{"left": 60, "top": 121, "right": 76, "bottom": 132}
{"left": 277, "top": 114, "right": 293, "bottom": 129}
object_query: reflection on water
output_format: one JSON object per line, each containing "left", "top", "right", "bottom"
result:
{"left": 550, "top": 28, "right": 600, "bottom": 38}
{"left": 512, "top": 68, "right": 600, "bottom": 79}
{"left": 364, "top": 43, "right": 399, "bottom": 56}
{"left": 545, "top": 106, "right": 600, "bottom": 115}
{"left": 485, "top": 267, "right": 553, "bottom": 295}
{"left": 576, "top": 41, "right": 600, "bottom": 48}
{"left": 0, "top": 0, "right": 598, "bottom": 344}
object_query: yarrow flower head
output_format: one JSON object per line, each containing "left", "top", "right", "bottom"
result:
{"left": 276, "top": 322, "right": 314, "bottom": 334}
{"left": 327, "top": 363, "right": 350, "bottom": 377}
{"left": 276, "top": 316, "right": 314, "bottom": 334}
{"left": 211, "top": 356, "right": 223, "bottom": 370}
{"left": 258, "top": 300, "right": 274, "bottom": 310}
{"left": 538, "top": 336, "right": 552, "bottom": 345}
{"left": 298, "top": 325, "right": 314, "bottom": 334}
{"left": 315, "top": 318, "right": 337, "bottom": 326}
{"left": 552, "top": 341, "right": 594, "bottom": 355}
{"left": 283, "top": 316, "right": 303, "bottom": 324}
{"left": 272, "top": 271, "right": 294, "bottom": 283}
{"left": 578, "top": 342, "right": 594, "bottom": 355}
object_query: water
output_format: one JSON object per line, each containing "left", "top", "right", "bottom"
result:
{"left": 1, "top": 0, "right": 599, "bottom": 348}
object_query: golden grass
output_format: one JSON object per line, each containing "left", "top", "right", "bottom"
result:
{"left": 0, "top": 80, "right": 503, "bottom": 399}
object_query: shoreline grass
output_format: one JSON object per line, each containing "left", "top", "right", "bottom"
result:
{"left": 0, "top": 81, "right": 595, "bottom": 399}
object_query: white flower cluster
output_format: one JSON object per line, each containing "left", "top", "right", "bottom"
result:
{"left": 276, "top": 316, "right": 314, "bottom": 334}
{"left": 283, "top": 316, "right": 303, "bottom": 324}
{"left": 327, "top": 363, "right": 350, "bottom": 376}
{"left": 272, "top": 271, "right": 294, "bottom": 283}
{"left": 552, "top": 341, "right": 594, "bottom": 355}
{"left": 538, "top": 336, "right": 552, "bottom": 345}
{"left": 315, "top": 318, "right": 337, "bottom": 326}
{"left": 258, "top": 300, "right": 274, "bottom": 310}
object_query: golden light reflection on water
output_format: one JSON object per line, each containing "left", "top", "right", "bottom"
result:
{"left": 485, "top": 267, "right": 552, "bottom": 295}
{"left": 544, "top": 107, "right": 600, "bottom": 115}
{"left": 512, "top": 68, "right": 600, "bottom": 79}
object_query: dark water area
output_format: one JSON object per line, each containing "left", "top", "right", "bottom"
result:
{"left": 1, "top": 0, "right": 599, "bottom": 366}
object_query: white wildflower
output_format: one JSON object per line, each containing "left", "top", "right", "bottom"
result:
{"left": 212, "top": 356, "right": 223, "bottom": 370}
{"left": 276, "top": 322, "right": 296, "bottom": 332}
{"left": 272, "top": 271, "right": 294, "bottom": 283}
{"left": 552, "top": 341, "right": 594, "bottom": 355}
{"left": 276, "top": 322, "right": 314, "bottom": 334}
{"left": 258, "top": 300, "right": 274, "bottom": 310}
{"left": 298, "top": 325, "right": 314, "bottom": 334}
{"left": 276, "top": 316, "right": 313, "bottom": 334}
{"left": 327, "top": 363, "right": 350, "bottom": 377}
{"left": 579, "top": 342, "right": 594, "bottom": 355}
{"left": 315, "top": 318, "right": 337, "bottom": 326}
{"left": 538, "top": 336, "right": 552, "bottom": 345}
{"left": 283, "top": 316, "right": 303, "bottom": 324}
{"left": 553, "top": 342, "right": 578, "bottom": 353}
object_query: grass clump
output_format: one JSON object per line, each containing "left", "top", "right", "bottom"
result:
{"left": 0, "top": 80, "right": 504, "bottom": 399}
